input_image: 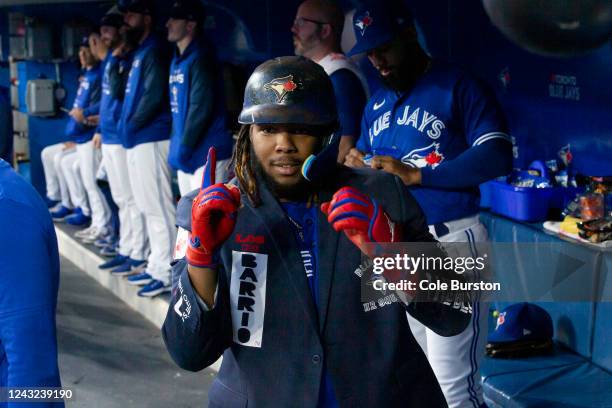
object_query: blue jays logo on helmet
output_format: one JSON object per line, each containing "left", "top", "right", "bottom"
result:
{"left": 401, "top": 142, "right": 445, "bottom": 169}
{"left": 495, "top": 312, "right": 506, "bottom": 330}
{"left": 263, "top": 75, "right": 299, "bottom": 103}
{"left": 354, "top": 11, "right": 373, "bottom": 36}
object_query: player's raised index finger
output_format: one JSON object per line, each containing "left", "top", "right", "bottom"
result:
{"left": 201, "top": 147, "right": 217, "bottom": 190}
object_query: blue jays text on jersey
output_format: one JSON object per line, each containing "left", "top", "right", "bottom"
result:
{"left": 357, "top": 62, "right": 510, "bottom": 224}
{"left": 168, "top": 40, "right": 233, "bottom": 173}
{"left": 65, "top": 65, "right": 101, "bottom": 143}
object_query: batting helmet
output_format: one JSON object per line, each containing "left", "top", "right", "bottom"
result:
{"left": 238, "top": 56, "right": 338, "bottom": 127}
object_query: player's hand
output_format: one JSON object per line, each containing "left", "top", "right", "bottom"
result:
{"left": 321, "top": 186, "right": 401, "bottom": 257}
{"left": 370, "top": 155, "right": 422, "bottom": 186}
{"left": 186, "top": 147, "right": 241, "bottom": 268}
{"left": 344, "top": 148, "right": 366, "bottom": 168}
{"left": 62, "top": 141, "right": 76, "bottom": 150}
{"left": 92, "top": 133, "right": 102, "bottom": 149}
{"left": 86, "top": 115, "right": 99, "bottom": 126}
{"left": 69, "top": 108, "right": 85, "bottom": 123}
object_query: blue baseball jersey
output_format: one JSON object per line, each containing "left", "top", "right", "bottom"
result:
{"left": 0, "top": 160, "right": 62, "bottom": 404}
{"left": 357, "top": 62, "right": 510, "bottom": 224}
{"left": 99, "top": 53, "right": 130, "bottom": 145}
{"left": 168, "top": 40, "right": 233, "bottom": 173}
{"left": 65, "top": 65, "right": 101, "bottom": 144}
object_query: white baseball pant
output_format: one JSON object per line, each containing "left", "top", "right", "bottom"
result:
{"left": 126, "top": 140, "right": 176, "bottom": 285}
{"left": 102, "top": 143, "right": 149, "bottom": 260}
{"left": 407, "top": 215, "right": 489, "bottom": 408}
{"left": 75, "top": 141, "right": 111, "bottom": 231}
{"left": 41, "top": 143, "right": 74, "bottom": 208}
{"left": 59, "top": 150, "right": 90, "bottom": 216}
{"left": 177, "top": 158, "right": 231, "bottom": 197}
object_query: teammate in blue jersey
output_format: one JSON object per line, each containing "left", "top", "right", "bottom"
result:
{"left": 0, "top": 159, "right": 63, "bottom": 407}
{"left": 292, "top": 0, "right": 369, "bottom": 163}
{"left": 345, "top": 3, "right": 513, "bottom": 407}
{"left": 89, "top": 12, "right": 149, "bottom": 271}
{"left": 65, "top": 35, "right": 113, "bottom": 240}
{"left": 113, "top": 0, "right": 176, "bottom": 297}
{"left": 166, "top": 0, "right": 234, "bottom": 197}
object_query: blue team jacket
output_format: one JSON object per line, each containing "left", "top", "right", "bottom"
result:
{"left": 65, "top": 65, "right": 101, "bottom": 144}
{"left": 163, "top": 167, "right": 471, "bottom": 407}
{"left": 119, "top": 35, "right": 171, "bottom": 148}
{"left": 168, "top": 40, "right": 233, "bottom": 173}
{"left": 99, "top": 53, "right": 127, "bottom": 145}
{"left": 0, "top": 160, "right": 62, "bottom": 407}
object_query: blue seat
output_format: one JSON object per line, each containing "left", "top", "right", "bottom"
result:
{"left": 482, "top": 350, "right": 612, "bottom": 407}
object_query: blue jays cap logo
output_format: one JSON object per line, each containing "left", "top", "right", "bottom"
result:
{"left": 354, "top": 11, "right": 373, "bottom": 36}
{"left": 495, "top": 311, "right": 506, "bottom": 330}
{"left": 263, "top": 74, "right": 299, "bottom": 103}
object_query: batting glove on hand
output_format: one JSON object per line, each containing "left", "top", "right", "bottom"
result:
{"left": 321, "top": 187, "right": 401, "bottom": 256}
{"left": 186, "top": 147, "right": 241, "bottom": 268}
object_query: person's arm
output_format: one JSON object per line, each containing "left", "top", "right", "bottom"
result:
{"left": 178, "top": 58, "right": 215, "bottom": 159}
{"left": 128, "top": 50, "right": 169, "bottom": 132}
{"left": 82, "top": 76, "right": 101, "bottom": 118}
{"left": 392, "top": 176, "right": 472, "bottom": 336}
{"left": 109, "top": 55, "right": 128, "bottom": 101}
{"left": 420, "top": 138, "right": 512, "bottom": 188}
{"left": 329, "top": 69, "right": 367, "bottom": 163}
{"left": 162, "top": 259, "right": 231, "bottom": 371}
{"left": 0, "top": 200, "right": 61, "bottom": 391}
{"left": 344, "top": 112, "right": 371, "bottom": 168}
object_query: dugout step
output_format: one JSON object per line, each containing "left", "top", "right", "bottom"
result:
{"left": 55, "top": 223, "right": 222, "bottom": 372}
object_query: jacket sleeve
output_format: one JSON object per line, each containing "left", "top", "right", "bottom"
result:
{"left": 162, "top": 260, "right": 233, "bottom": 371}
{"left": 393, "top": 176, "right": 472, "bottom": 336}
{"left": 181, "top": 58, "right": 215, "bottom": 150}
{"left": 0, "top": 199, "right": 62, "bottom": 392}
{"left": 109, "top": 56, "right": 128, "bottom": 101}
{"left": 128, "top": 49, "right": 169, "bottom": 132}
{"left": 83, "top": 76, "right": 101, "bottom": 117}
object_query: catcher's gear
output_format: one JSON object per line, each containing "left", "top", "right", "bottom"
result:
{"left": 186, "top": 147, "right": 241, "bottom": 268}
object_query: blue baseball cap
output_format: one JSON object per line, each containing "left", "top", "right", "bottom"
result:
{"left": 488, "top": 303, "right": 554, "bottom": 344}
{"left": 347, "top": 1, "right": 412, "bottom": 57}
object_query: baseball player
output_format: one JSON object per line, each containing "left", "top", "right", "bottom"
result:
{"left": 114, "top": 0, "right": 175, "bottom": 297}
{"left": 162, "top": 56, "right": 472, "bottom": 407}
{"left": 0, "top": 88, "right": 11, "bottom": 164}
{"left": 66, "top": 34, "right": 113, "bottom": 242}
{"left": 344, "top": 3, "right": 513, "bottom": 407}
{"left": 166, "top": 0, "right": 234, "bottom": 196}
{"left": 0, "top": 159, "right": 63, "bottom": 406}
{"left": 42, "top": 141, "right": 78, "bottom": 219}
{"left": 89, "top": 13, "right": 149, "bottom": 271}
{"left": 292, "top": 0, "right": 369, "bottom": 162}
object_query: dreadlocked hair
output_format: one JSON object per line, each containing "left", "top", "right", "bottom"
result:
{"left": 231, "top": 125, "right": 261, "bottom": 206}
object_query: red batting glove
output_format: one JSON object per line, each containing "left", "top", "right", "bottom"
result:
{"left": 321, "top": 187, "right": 401, "bottom": 257}
{"left": 186, "top": 147, "right": 241, "bottom": 268}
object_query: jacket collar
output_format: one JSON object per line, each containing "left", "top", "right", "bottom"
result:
{"left": 174, "top": 38, "right": 200, "bottom": 63}
{"left": 243, "top": 171, "right": 345, "bottom": 335}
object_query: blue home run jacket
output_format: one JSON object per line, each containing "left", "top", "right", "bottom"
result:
{"left": 163, "top": 167, "right": 471, "bottom": 407}
{"left": 0, "top": 159, "right": 62, "bottom": 408}
{"left": 65, "top": 65, "right": 101, "bottom": 144}
{"left": 169, "top": 40, "right": 233, "bottom": 173}
{"left": 119, "top": 34, "right": 171, "bottom": 148}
